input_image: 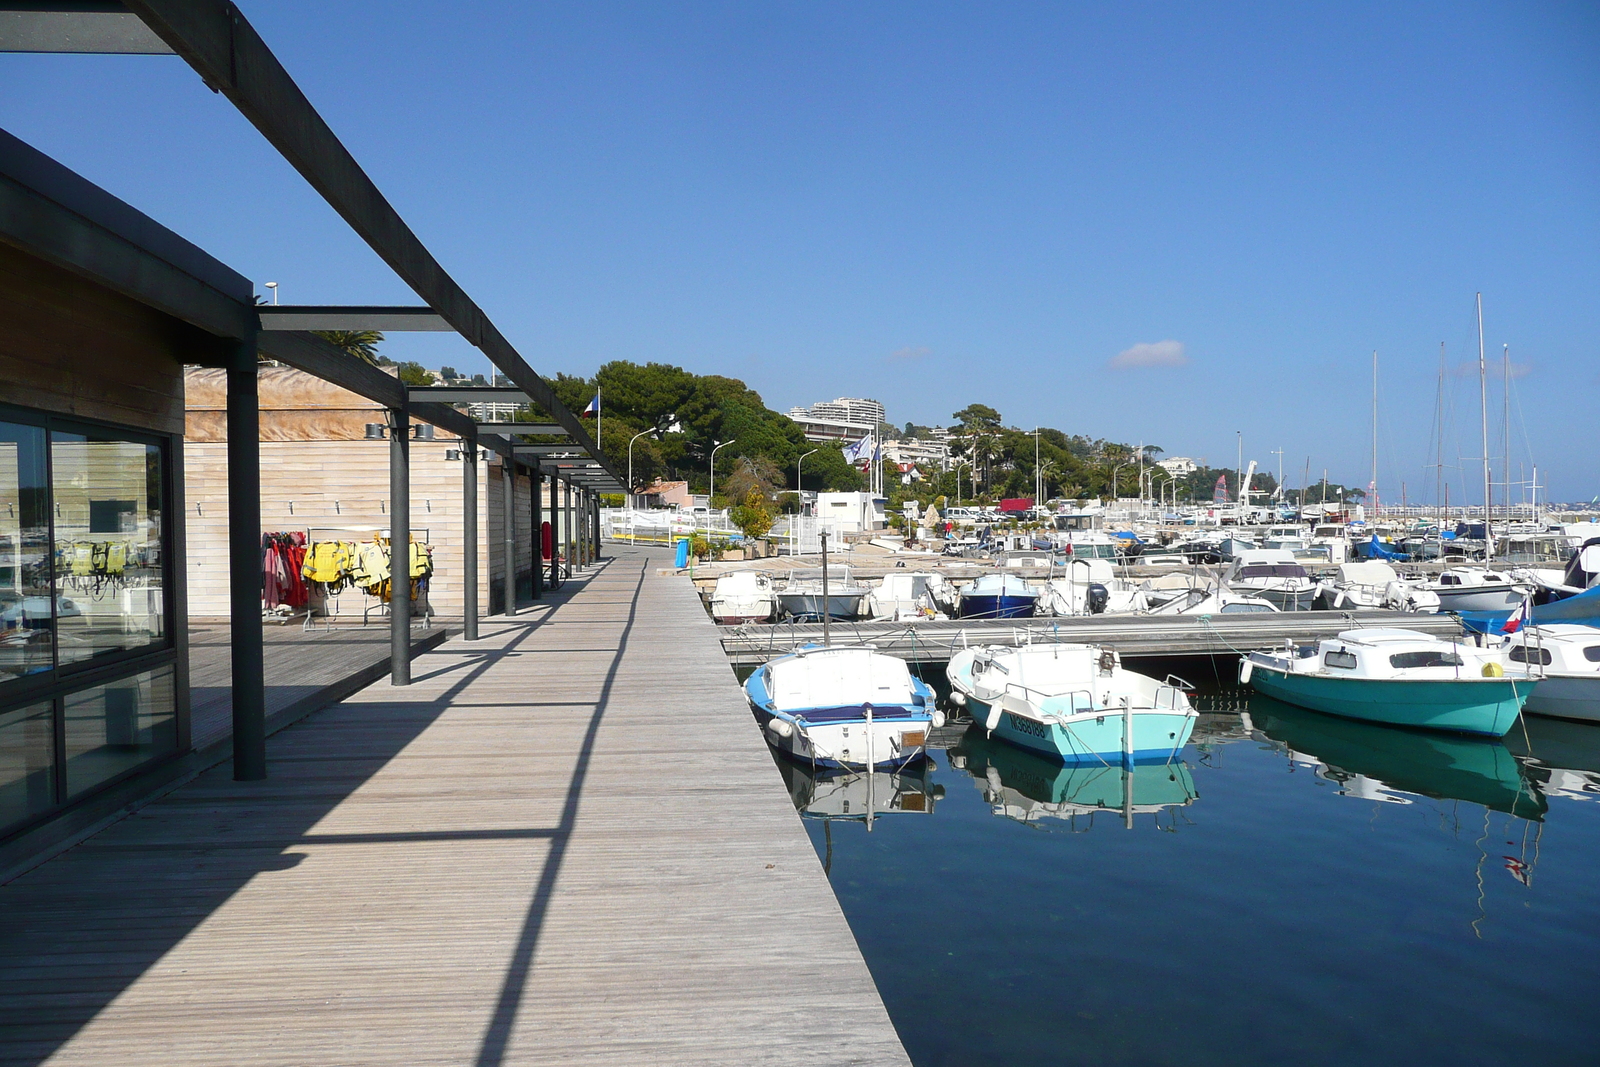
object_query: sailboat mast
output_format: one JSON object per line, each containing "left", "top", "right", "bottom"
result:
{"left": 1476, "top": 292, "right": 1492, "bottom": 561}
{"left": 1503, "top": 344, "right": 1511, "bottom": 508}
{"left": 1370, "top": 350, "right": 1379, "bottom": 516}
{"left": 1435, "top": 342, "right": 1446, "bottom": 529}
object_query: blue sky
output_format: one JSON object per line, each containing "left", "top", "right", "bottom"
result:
{"left": 4, "top": 2, "right": 1596, "bottom": 500}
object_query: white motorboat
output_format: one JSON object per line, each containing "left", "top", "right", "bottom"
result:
{"left": 867, "top": 571, "right": 955, "bottom": 620}
{"left": 776, "top": 567, "right": 869, "bottom": 620}
{"left": 1223, "top": 549, "right": 1317, "bottom": 612}
{"left": 1315, "top": 561, "right": 1440, "bottom": 613}
{"left": 708, "top": 570, "right": 776, "bottom": 624}
{"left": 1423, "top": 566, "right": 1534, "bottom": 614}
{"left": 1502, "top": 624, "right": 1600, "bottom": 722}
{"left": 946, "top": 642, "right": 1197, "bottom": 764}
{"left": 745, "top": 645, "right": 938, "bottom": 770}
{"left": 1308, "top": 523, "right": 1352, "bottom": 564}
{"left": 1037, "top": 558, "right": 1142, "bottom": 616}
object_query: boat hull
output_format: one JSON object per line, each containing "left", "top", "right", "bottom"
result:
{"left": 1248, "top": 664, "right": 1529, "bottom": 736}
{"left": 776, "top": 593, "right": 865, "bottom": 620}
{"left": 958, "top": 594, "right": 1036, "bottom": 619}
{"left": 1246, "top": 585, "right": 1318, "bottom": 612}
{"left": 752, "top": 706, "right": 929, "bottom": 770}
{"left": 1433, "top": 584, "right": 1528, "bottom": 613}
{"left": 1520, "top": 675, "right": 1600, "bottom": 723}
{"left": 967, "top": 697, "right": 1195, "bottom": 763}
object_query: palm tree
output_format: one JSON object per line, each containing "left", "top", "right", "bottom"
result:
{"left": 313, "top": 330, "right": 384, "bottom": 365}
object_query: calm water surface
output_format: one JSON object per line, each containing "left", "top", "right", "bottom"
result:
{"left": 788, "top": 684, "right": 1600, "bottom": 1067}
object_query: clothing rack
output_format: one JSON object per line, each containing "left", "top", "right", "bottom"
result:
{"left": 304, "top": 527, "right": 434, "bottom": 631}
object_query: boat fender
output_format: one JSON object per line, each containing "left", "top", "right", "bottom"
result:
{"left": 931, "top": 709, "right": 947, "bottom": 729}
{"left": 984, "top": 703, "right": 1003, "bottom": 732}
{"left": 948, "top": 690, "right": 967, "bottom": 707}
{"left": 1238, "top": 658, "right": 1254, "bottom": 685}
{"left": 767, "top": 718, "right": 795, "bottom": 738}
{"left": 1481, "top": 662, "right": 1503, "bottom": 678}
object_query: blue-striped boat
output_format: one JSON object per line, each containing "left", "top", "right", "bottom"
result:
{"left": 957, "top": 573, "right": 1038, "bottom": 619}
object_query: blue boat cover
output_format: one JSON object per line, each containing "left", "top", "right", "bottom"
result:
{"left": 1355, "top": 534, "right": 1405, "bottom": 560}
{"left": 793, "top": 705, "right": 925, "bottom": 724}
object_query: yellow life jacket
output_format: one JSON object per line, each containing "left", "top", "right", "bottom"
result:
{"left": 71, "top": 543, "right": 94, "bottom": 577}
{"left": 353, "top": 540, "right": 391, "bottom": 590}
{"left": 302, "top": 541, "right": 352, "bottom": 584}
{"left": 408, "top": 541, "right": 433, "bottom": 580}
{"left": 105, "top": 542, "right": 127, "bottom": 576}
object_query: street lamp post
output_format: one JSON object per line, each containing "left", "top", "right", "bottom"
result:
{"left": 708, "top": 439, "right": 734, "bottom": 541}
{"left": 795, "top": 448, "right": 819, "bottom": 555}
{"left": 1110, "top": 461, "right": 1127, "bottom": 501}
{"left": 264, "top": 281, "right": 278, "bottom": 304}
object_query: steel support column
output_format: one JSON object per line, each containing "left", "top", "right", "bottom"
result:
{"left": 463, "top": 433, "right": 479, "bottom": 640}
{"left": 564, "top": 479, "right": 574, "bottom": 570}
{"left": 502, "top": 460, "right": 516, "bottom": 616}
{"left": 390, "top": 409, "right": 411, "bottom": 685}
{"left": 227, "top": 334, "right": 266, "bottom": 781}
{"left": 530, "top": 464, "right": 543, "bottom": 598}
{"left": 592, "top": 494, "right": 602, "bottom": 562}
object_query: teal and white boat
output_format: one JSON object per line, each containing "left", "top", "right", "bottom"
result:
{"left": 1240, "top": 628, "right": 1533, "bottom": 737}
{"left": 946, "top": 643, "right": 1197, "bottom": 764}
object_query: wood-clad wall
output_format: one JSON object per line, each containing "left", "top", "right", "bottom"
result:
{"left": 183, "top": 439, "right": 496, "bottom": 620}
{"left": 0, "top": 241, "right": 194, "bottom": 435}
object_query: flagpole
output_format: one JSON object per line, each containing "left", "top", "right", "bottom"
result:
{"left": 596, "top": 386, "right": 601, "bottom": 449}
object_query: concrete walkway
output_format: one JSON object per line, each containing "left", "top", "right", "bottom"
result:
{"left": 0, "top": 547, "right": 909, "bottom": 1066}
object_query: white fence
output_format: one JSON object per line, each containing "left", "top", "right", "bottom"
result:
{"left": 601, "top": 508, "right": 854, "bottom": 555}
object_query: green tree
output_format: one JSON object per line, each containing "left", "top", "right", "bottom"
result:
{"left": 952, "top": 403, "right": 1003, "bottom": 432}
{"left": 313, "top": 329, "right": 384, "bottom": 365}
{"left": 728, "top": 490, "right": 775, "bottom": 540}
{"left": 395, "top": 361, "right": 434, "bottom": 387}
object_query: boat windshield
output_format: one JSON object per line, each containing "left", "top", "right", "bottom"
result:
{"left": 1509, "top": 646, "right": 1553, "bottom": 666}
{"left": 1389, "top": 650, "right": 1464, "bottom": 669}
{"left": 1239, "top": 565, "right": 1307, "bottom": 578}
{"left": 1585, "top": 645, "right": 1600, "bottom": 663}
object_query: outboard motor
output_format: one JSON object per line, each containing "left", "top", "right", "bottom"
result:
{"left": 1087, "top": 582, "right": 1110, "bottom": 615}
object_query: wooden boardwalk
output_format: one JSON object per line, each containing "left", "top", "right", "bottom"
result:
{"left": 0, "top": 547, "right": 909, "bottom": 1066}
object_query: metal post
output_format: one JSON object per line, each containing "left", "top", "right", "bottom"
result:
{"left": 820, "top": 531, "right": 831, "bottom": 648}
{"left": 592, "top": 493, "right": 602, "bottom": 562}
{"left": 569, "top": 479, "right": 582, "bottom": 572}
{"left": 531, "top": 464, "right": 543, "bottom": 598}
{"left": 227, "top": 334, "right": 266, "bottom": 781}
{"left": 502, "top": 460, "right": 516, "bottom": 616}
{"left": 390, "top": 408, "right": 411, "bottom": 686}
{"left": 580, "top": 489, "right": 591, "bottom": 566}
{"left": 463, "top": 432, "right": 479, "bottom": 640}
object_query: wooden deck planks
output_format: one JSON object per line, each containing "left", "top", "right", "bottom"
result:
{"left": 0, "top": 547, "right": 910, "bottom": 1067}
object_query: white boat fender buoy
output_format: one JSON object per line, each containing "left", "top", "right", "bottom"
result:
{"left": 1238, "top": 658, "right": 1254, "bottom": 685}
{"left": 931, "top": 709, "right": 946, "bottom": 729}
{"left": 767, "top": 718, "right": 794, "bottom": 738}
{"left": 984, "top": 703, "right": 1003, "bottom": 732}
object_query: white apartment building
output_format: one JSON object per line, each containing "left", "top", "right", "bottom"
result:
{"left": 786, "top": 396, "right": 886, "bottom": 443}
{"left": 1157, "top": 456, "right": 1198, "bottom": 476}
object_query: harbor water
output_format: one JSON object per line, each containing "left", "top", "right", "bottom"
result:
{"left": 785, "top": 681, "right": 1600, "bottom": 1066}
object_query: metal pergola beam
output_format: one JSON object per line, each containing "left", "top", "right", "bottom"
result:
{"left": 407, "top": 387, "right": 532, "bottom": 405}
{"left": 258, "top": 305, "right": 451, "bottom": 332}
{"left": 123, "top": 0, "right": 625, "bottom": 486}
{"left": 0, "top": 2, "right": 175, "bottom": 53}
{"left": 474, "top": 422, "right": 569, "bottom": 436}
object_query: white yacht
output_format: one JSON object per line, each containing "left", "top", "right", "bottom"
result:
{"left": 708, "top": 570, "right": 776, "bottom": 624}
{"left": 1422, "top": 566, "right": 1534, "bottom": 614}
{"left": 1223, "top": 549, "right": 1317, "bottom": 612}
{"left": 1315, "top": 561, "right": 1440, "bottom": 613}
{"left": 1502, "top": 624, "right": 1600, "bottom": 722}
{"left": 1037, "top": 558, "right": 1143, "bottom": 616}
{"left": 776, "top": 567, "right": 870, "bottom": 620}
{"left": 866, "top": 571, "right": 955, "bottom": 620}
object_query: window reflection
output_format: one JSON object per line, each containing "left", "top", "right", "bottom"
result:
{"left": 0, "top": 421, "right": 53, "bottom": 680}
{"left": 50, "top": 433, "right": 164, "bottom": 666}
{"left": 64, "top": 665, "right": 175, "bottom": 797}
{"left": 0, "top": 701, "right": 55, "bottom": 826}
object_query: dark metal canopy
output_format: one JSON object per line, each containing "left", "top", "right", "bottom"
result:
{"left": 259, "top": 305, "right": 451, "bottom": 332}
{"left": 0, "top": 2, "right": 174, "bottom": 53}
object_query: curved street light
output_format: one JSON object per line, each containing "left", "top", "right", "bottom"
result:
{"left": 627, "top": 415, "right": 681, "bottom": 506}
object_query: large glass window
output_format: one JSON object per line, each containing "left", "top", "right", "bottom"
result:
{"left": 0, "top": 701, "right": 54, "bottom": 828}
{"left": 64, "top": 665, "right": 175, "bottom": 797}
{"left": 0, "top": 409, "right": 176, "bottom": 839}
{"left": 50, "top": 431, "right": 165, "bottom": 666}
{"left": 0, "top": 421, "right": 53, "bottom": 681}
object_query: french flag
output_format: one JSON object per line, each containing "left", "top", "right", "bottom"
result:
{"left": 1499, "top": 597, "right": 1532, "bottom": 635}
{"left": 582, "top": 394, "right": 599, "bottom": 417}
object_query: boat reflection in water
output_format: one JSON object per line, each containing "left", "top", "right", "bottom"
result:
{"left": 776, "top": 757, "right": 944, "bottom": 825}
{"left": 1248, "top": 694, "right": 1547, "bottom": 819}
{"left": 949, "top": 728, "right": 1197, "bottom": 830}
{"left": 1507, "top": 715, "right": 1600, "bottom": 804}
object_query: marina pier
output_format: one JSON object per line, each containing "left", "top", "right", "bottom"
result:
{"left": 718, "top": 610, "right": 1467, "bottom": 666}
{"left": 0, "top": 547, "right": 910, "bottom": 1066}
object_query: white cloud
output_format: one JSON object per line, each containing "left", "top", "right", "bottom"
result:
{"left": 889, "top": 345, "right": 931, "bottom": 361}
{"left": 1110, "top": 340, "right": 1187, "bottom": 370}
